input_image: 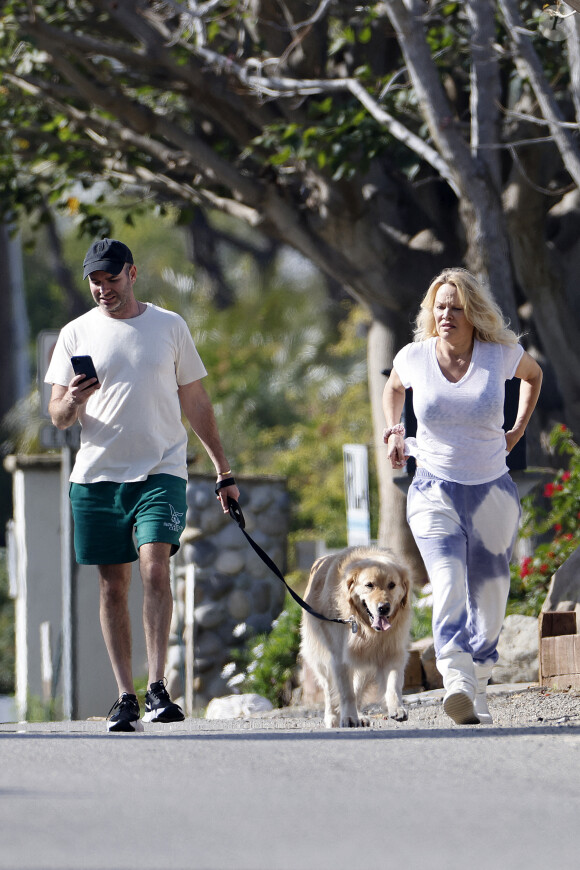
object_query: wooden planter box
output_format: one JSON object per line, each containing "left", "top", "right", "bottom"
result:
{"left": 539, "top": 611, "right": 580, "bottom": 690}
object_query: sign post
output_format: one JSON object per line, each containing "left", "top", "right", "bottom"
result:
{"left": 37, "top": 330, "right": 61, "bottom": 420}
{"left": 343, "top": 444, "right": 371, "bottom": 546}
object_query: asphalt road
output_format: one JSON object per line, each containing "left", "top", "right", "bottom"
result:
{"left": 1, "top": 715, "right": 579, "bottom": 870}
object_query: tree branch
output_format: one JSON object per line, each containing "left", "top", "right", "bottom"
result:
{"left": 19, "top": 12, "right": 274, "bottom": 138}
{"left": 568, "top": 12, "right": 580, "bottom": 122}
{"left": 345, "top": 80, "right": 460, "bottom": 195}
{"left": 379, "top": 1, "right": 474, "bottom": 185}
{"left": 18, "top": 32, "right": 263, "bottom": 207}
{"left": 16, "top": 3, "right": 456, "bottom": 197}
{"left": 466, "top": 0, "right": 501, "bottom": 190}
{"left": 168, "top": 37, "right": 459, "bottom": 193}
{"left": 499, "top": 0, "right": 580, "bottom": 189}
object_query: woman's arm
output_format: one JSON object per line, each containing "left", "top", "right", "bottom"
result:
{"left": 382, "top": 369, "right": 407, "bottom": 469}
{"left": 505, "top": 351, "right": 543, "bottom": 453}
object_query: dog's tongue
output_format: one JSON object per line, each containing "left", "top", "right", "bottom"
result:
{"left": 372, "top": 614, "right": 391, "bottom": 631}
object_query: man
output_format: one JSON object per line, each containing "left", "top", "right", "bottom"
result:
{"left": 45, "top": 238, "right": 239, "bottom": 732}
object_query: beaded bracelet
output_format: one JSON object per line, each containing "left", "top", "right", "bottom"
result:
{"left": 383, "top": 423, "right": 405, "bottom": 442}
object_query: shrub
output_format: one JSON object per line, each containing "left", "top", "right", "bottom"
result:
{"left": 224, "top": 595, "right": 303, "bottom": 708}
{"left": 411, "top": 585, "right": 433, "bottom": 641}
{"left": 0, "top": 549, "right": 15, "bottom": 695}
{"left": 509, "top": 424, "right": 580, "bottom": 615}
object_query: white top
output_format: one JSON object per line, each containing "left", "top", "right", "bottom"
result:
{"left": 393, "top": 337, "right": 524, "bottom": 484}
{"left": 45, "top": 303, "right": 207, "bottom": 483}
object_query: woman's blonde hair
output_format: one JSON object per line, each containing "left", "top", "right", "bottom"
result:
{"left": 413, "top": 267, "right": 519, "bottom": 345}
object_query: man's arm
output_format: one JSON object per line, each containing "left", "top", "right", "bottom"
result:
{"left": 178, "top": 379, "right": 240, "bottom": 511}
{"left": 48, "top": 376, "right": 100, "bottom": 430}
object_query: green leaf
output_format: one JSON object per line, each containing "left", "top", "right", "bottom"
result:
{"left": 268, "top": 146, "right": 292, "bottom": 165}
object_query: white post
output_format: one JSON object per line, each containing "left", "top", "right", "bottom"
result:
{"left": 40, "top": 621, "right": 53, "bottom": 705}
{"left": 61, "top": 446, "right": 75, "bottom": 719}
{"left": 184, "top": 563, "right": 195, "bottom": 717}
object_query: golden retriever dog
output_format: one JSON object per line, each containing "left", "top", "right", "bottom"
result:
{"left": 300, "top": 546, "right": 411, "bottom": 728}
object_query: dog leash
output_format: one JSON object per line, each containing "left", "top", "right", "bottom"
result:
{"left": 220, "top": 490, "right": 358, "bottom": 633}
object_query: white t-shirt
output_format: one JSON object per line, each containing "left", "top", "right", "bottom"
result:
{"left": 393, "top": 337, "right": 524, "bottom": 484}
{"left": 45, "top": 303, "right": 207, "bottom": 483}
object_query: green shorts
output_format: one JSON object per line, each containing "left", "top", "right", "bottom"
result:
{"left": 69, "top": 473, "right": 187, "bottom": 565}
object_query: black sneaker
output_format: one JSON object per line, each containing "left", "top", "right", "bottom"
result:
{"left": 107, "top": 693, "right": 144, "bottom": 733}
{"left": 143, "top": 679, "right": 185, "bottom": 723}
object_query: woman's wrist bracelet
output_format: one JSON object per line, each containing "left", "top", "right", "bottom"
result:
{"left": 217, "top": 469, "right": 232, "bottom": 476}
{"left": 383, "top": 423, "right": 405, "bottom": 441}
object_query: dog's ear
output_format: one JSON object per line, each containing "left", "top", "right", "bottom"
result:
{"left": 346, "top": 569, "right": 359, "bottom": 591}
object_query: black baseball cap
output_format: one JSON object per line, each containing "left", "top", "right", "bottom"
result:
{"left": 82, "top": 238, "right": 134, "bottom": 279}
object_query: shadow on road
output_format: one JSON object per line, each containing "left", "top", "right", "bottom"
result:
{"left": 1, "top": 724, "right": 579, "bottom": 740}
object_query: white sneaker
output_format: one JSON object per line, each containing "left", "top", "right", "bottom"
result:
{"left": 474, "top": 691, "right": 493, "bottom": 725}
{"left": 443, "top": 691, "right": 480, "bottom": 725}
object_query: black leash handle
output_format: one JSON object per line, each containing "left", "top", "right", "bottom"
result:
{"left": 226, "top": 497, "right": 357, "bottom": 632}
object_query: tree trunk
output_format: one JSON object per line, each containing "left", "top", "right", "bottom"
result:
{"left": 367, "top": 318, "right": 426, "bottom": 586}
{"left": 43, "top": 206, "right": 88, "bottom": 320}
{"left": 0, "top": 224, "right": 29, "bottom": 413}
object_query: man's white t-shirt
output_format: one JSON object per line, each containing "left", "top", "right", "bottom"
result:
{"left": 393, "top": 337, "right": 524, "bottom": 484}
{"left": 45, "top": 303, "right": 207, "bottom": 484}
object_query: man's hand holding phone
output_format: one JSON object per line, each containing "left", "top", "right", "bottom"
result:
{"left": 70, "top": 355, "right": 100, "bottom": 405}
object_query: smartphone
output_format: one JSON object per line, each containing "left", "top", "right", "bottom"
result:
{"left": 71, "top": 355, "right": 99, "bottom": 385}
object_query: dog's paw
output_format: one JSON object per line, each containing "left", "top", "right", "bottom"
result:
{"left": 325, "top": 713, "right": 339, "bottom": 728}
{"left": 390, "top": 706, "right": 408, "bottom": 722}
{"left": 340, "top": 715, "right": 370, "bottom": 728}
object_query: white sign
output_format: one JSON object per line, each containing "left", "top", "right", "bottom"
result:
{"left": 37, "top": 329, "right": 61, "bottom": 419}
{"left": 343, "top": 444, "right": 371, "bottom": 546}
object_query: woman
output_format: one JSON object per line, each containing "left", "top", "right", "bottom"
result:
{"left": 383, "top": 268, "right": 542, "bottom": 725}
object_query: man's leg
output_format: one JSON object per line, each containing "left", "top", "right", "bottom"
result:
{"left": 99, "top": 562, "right": 143, "bottom": 732}
{"left": 139, "top": 541, "right": 185, "bottom": 723}
{"left": 98, "top": 562, "right": 134, "bottom": 695}
{"left": 139, "top": 541, "right": 173, "bottom": 685}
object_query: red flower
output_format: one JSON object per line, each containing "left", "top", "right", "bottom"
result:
{"left": 554, "top": 523, "right": 563, "bottom": 532}
{"left": 560, "top": 424, "right": 567, "bottom": 432}
{"left": 562, "top": 471, "right": 571, "bottom": 482}
{"left": 565, "top": 533, "right": 574, "bottom": 541}
{"left": 544, "top": 483, "right": 555, "bottom": 497}
{"left": 540, "top": 563, "right": 549, "bottom": 574}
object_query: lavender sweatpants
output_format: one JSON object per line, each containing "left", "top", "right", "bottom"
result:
{"left": 407, "top": 469, "right": 521, "bottom": 695}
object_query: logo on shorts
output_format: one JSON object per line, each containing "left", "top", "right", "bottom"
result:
{"left": 164, "top": 504, "right": 185, "bottom": 533}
